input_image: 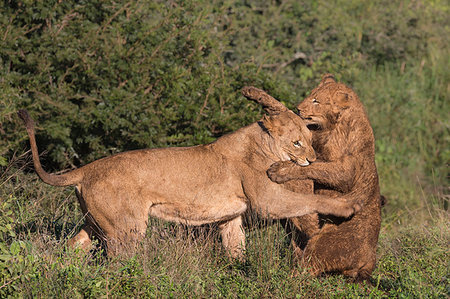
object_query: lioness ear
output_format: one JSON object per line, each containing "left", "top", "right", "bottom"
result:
{"left": 319, "top": 73, "right": 336, "bottom": 86}
{"left": 261, "top": 114, "right": 276, "bottom": 133}
{"left": 261, "top": 114, "right": 272, "bottom": 130}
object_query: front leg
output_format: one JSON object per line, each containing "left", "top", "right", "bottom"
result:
{"left": 219, "top": 216, "right": 245, "bottom": 261}
{"left": 246, "top": 179, "right": 360, "bottom": 219}
{"left": 267, "top": 161, "right": 304, "bottom": 183}
{"left": 268, "top": 158, "right": 355, "bottom": 193}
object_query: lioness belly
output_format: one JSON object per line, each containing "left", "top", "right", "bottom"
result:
{"left": 148, "top": 198, "right": 247, "bottom": 226}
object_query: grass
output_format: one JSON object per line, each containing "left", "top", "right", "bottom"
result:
{"left": 0, "top": 153, "right": 448, "bottom": 298}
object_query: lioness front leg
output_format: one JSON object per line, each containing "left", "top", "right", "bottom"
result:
{"left": 219, "top": 216, "right": 245, "bottom": 260}
{"left": 252, "top": 183, "right": 360, "bottom": 219}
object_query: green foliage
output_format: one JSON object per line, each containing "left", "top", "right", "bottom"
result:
{"left": 0, "top": 0, "right": 448, "bottom": 205}
{"left": 375, "top": 221, "right": 450, "bottom": 297}
{"left": 0, "top": 0, "right": 285, "bottom": 168}
{"left": 0, "top": 196, "right": 38, "bottom": 297}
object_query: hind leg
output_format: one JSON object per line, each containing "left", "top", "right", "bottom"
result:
{"left": 100, "top": 218, "right": 148, "bottom": 256}
{"left": 68, "top": 224, "right": 93, "bottom": 251}
{"left": 301, "top": 229, "right": 377, "bottom": 280}
{"left": 342, "top": 251, "right": 376, "bottom": 282}
{"left": 79, "top": 186, "right": 151, "bottom": 256}
{"left": 87, "top": 203, "right": 151, "bottom": 257}
{"left": 68, "top": 188, "right": 95, "bottom": 251}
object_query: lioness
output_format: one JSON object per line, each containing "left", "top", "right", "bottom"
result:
{"left": 18, "top": 94, "right": 359, "bottom": 258}
{"left": 267, "top": 74, "right": 382, "bottom": 281}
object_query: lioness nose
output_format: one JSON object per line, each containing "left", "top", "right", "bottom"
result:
{"left": 308, "top": 152, "right": 316, "bottom": 163}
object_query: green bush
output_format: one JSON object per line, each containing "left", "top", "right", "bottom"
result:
{"left": 2, "top": 1, "right": 446, "bottom": 178}
{"left": 0, "top": 0, "right": 293, "bottom": 169}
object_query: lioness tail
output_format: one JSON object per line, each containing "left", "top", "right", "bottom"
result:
{"left": 18, "top": 109, "right": 83, "bottom": 186}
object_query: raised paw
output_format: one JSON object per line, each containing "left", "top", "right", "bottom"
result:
{"left": 267, "top": 161, "right": 296, "bottom": 183}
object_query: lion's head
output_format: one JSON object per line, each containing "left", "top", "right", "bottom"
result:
{"left": 261, "top": 110, "right": 316, "bottom": 166}
{"left": 297, "top": 74, "right": 363, "bottom": 131}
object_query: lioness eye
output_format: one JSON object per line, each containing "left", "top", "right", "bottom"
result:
{"left": 293, "top": 141, "right": 303, "bottom": 148}
{"left": 312, "top": 98, "right": 319, "bottom": 104}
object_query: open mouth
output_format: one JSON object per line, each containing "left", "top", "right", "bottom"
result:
{"left": 307, "top": 123, "right": 321, "bottom": 130}
{"left": 303, "top": 118, "right": 321, "bottom": 131}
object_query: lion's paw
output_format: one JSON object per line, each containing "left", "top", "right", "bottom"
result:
{"left": 267, "top": 161, "right": 295, "bottom": 183}
{"left": 337, "top": 200, "right": 361, "bottom": 218}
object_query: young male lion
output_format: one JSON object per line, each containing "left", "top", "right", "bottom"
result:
{"left": 18, "top": 92, "right": 360, "bottom": 258}
{"left": 267, "top": 74, "right": 382, "bottom": 281}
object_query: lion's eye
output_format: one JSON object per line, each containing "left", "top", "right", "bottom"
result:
{"left": 312, "top": 98, "right": 319, "bottom": 104}
{"left": 293, "top": 140, "right": 303, "bottom": 148}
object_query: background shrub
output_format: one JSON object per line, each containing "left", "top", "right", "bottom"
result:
{"left": 1, "top": 1, "right": 447, "bottom": 197}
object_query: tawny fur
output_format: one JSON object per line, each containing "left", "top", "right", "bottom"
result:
{"left": 267, "top": 74, "right": 381, "bottom": 281}
{"left": 17, "top": 93, "right": 360, "bottom": 258}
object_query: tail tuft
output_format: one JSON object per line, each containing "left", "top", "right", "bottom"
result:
{"left": 18, "top": 109, "right": 35, "bottom": 130}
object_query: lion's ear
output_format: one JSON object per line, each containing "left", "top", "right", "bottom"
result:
{"left": 261, "top": 114, "right": 274, "bottom": 132}
{"left": 261, "top": 114, "right": 282, "bottom": 135}
{"left": 319, "top": 73, "right": 336, "bottom": 86}
{"left": 335, "top": 92, "right": 351, "bottom": 109}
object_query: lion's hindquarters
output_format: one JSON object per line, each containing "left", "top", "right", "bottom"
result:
{"left": 302, "top": 218, "right": 377, "bottom": 279}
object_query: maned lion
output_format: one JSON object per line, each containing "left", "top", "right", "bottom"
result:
{"left": 18, "top": 92, "right": 360, "bottom": 258}
{"left": 267, "top": 74, "right": 382, "bottom": 281}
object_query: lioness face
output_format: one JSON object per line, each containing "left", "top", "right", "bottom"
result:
{"left": 263, "top": 111, "right": 316, "bottom": 166}
{"left": 297, "top": 79, "right": 353, "bottom": 131}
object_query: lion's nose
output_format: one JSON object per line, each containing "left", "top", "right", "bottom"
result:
{"left": 307, "top": 152, "right": 316, "bottom": 163}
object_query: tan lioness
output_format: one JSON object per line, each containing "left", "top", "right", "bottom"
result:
{"left": 18, "top": 93, "right": 359, "bottom": 258}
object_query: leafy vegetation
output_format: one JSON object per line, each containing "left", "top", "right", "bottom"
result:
{"left": 0, "top": 0, "right": 448, "bottom": 297}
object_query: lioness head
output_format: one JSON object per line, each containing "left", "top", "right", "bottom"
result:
{"left": 261, "top": 111, "right": 316, "bottom": 166}
{"left": 297, "top": 74, "right": 361, "bottom": 131}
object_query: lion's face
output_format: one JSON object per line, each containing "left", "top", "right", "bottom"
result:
{"left": 262, "top": 111, "right": 316, "bottom": 166}
{"left": 297, "top": 75, "right": 355, "bottom": 131}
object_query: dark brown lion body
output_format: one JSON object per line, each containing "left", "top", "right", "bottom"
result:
{"left": 268, "top": 74, "right": 382, "bottom": 281}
